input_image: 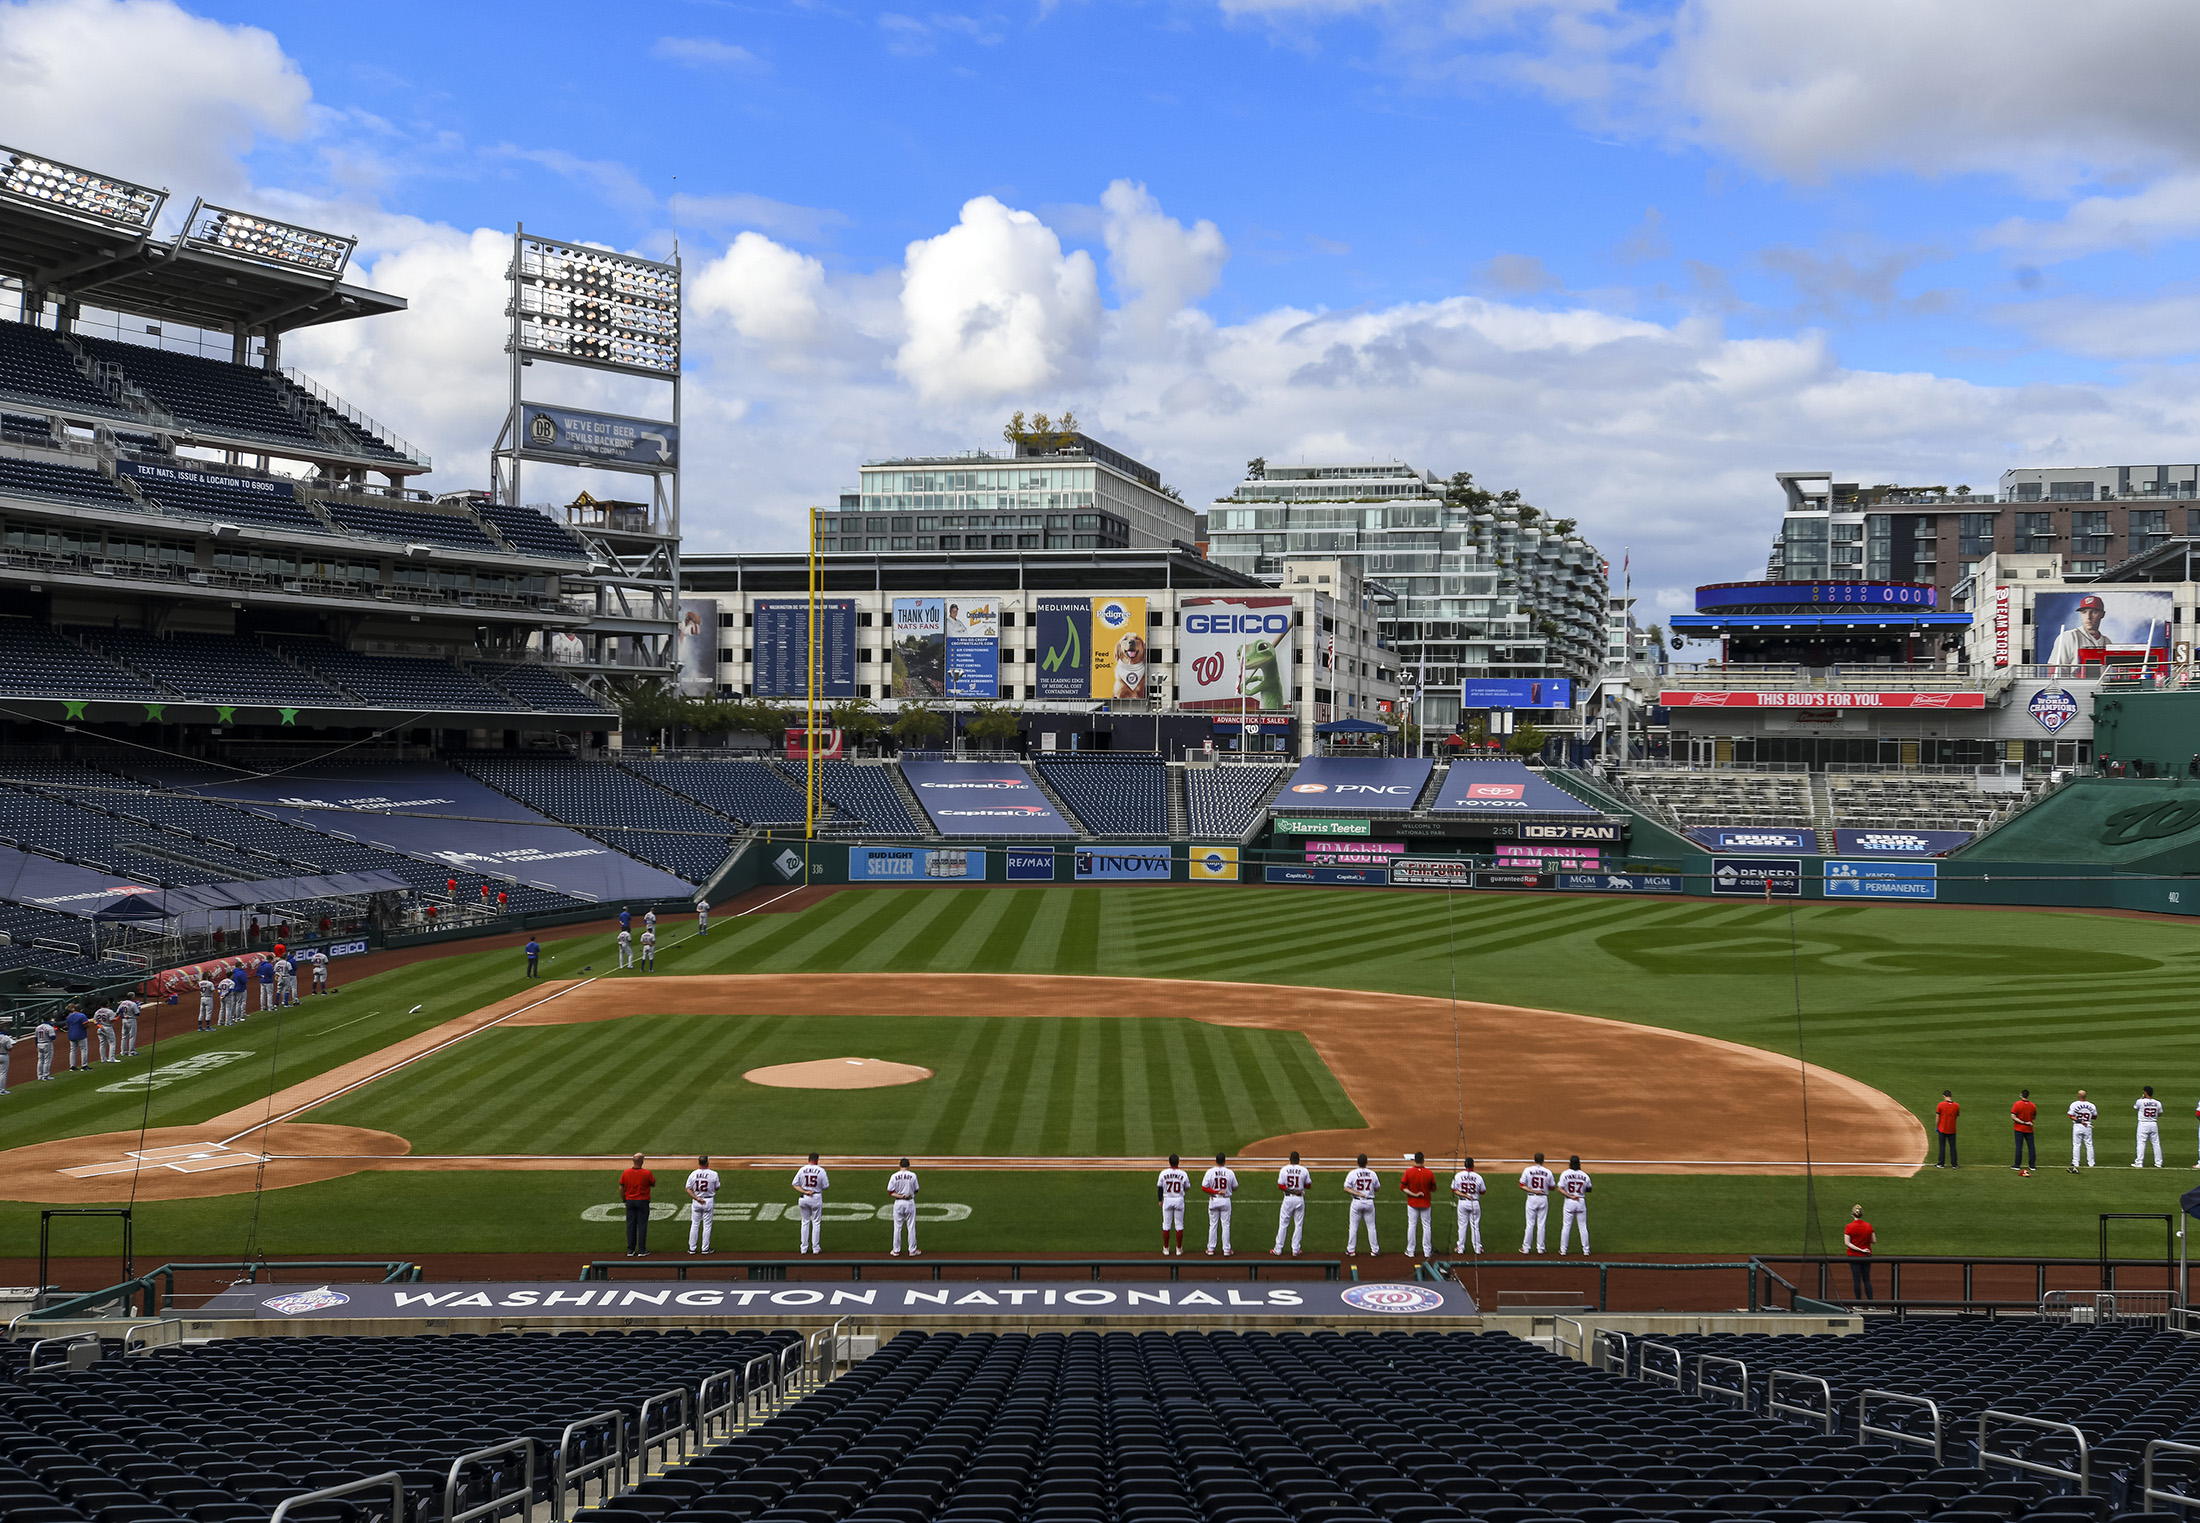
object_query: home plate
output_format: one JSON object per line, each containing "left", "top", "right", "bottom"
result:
{"left": 61, "top": 1142, "right": 269, "bottom": 1179}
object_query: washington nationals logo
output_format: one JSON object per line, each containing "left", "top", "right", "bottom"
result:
{"left": 261, "top": 1287, "right": 351, "bottom": 1315}
{"left": 1191, "top": 652, "right": 1225, "bottom": 687}
{"left": 1339, "top": 1283, "right": 1446, "bottom": 1315}
{"left": 2100, "top": 798, "right": 2200, "bottom": 847}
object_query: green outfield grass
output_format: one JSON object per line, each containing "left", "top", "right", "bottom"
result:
{"left": 8, "top": 886, "right": 2200, "bottom": 1262}
{"left": 310, "top": 1014, "right": 1360, "bottom": 1157}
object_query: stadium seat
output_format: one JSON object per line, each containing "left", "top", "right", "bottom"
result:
{"left": 1186, "top": 764, "right": 1288, "bottom": 838}
{"left": 0, "top": 621, "right": 163, "bottom": 699}
{"left": 475, "top": 498, "right": 593, "bottom": 560}
{"left": 0, "top": 453, "right": 138, "bottom": 509}
{"left": 275, "top": 638, "right": 522, "bottom": 712}
{"left": 1035, "top": 755, "right": 1168, "bottom": 836}
{"left": 0, "top": 319, "right": 122, "bottom": 415}
{"left": 453, "top": 753, "right": 741, "bottom": 883}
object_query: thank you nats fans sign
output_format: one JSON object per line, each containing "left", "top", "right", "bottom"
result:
{"left": 208, "top": 1280, "right": 1474, "bottom": 1320}
{"left": 899, "top": 762, "right": 1076, "bottom": 837}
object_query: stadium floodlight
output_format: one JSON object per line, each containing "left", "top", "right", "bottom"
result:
{"left": 512, "top": 233, "right": 680, "bottom": 377}
{"left": 184, "top": 202, "right": 354, "bottom": 278}
{"left": 0, "top": 144, "right": 165, "bottom": 231}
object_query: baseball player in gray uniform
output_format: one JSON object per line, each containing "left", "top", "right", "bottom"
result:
{"left": 34, "top": 1017, "right": 56, "bottom": 1080}
{"left": 888, "top": 1158, "right": 921, "bottom": 1255}
{"left": 117, "top": 997, "right": 140, "bottom": 1057}
{"left": 0, "top": 1027, "right": 14, "bottom": 1095}
{"left": 198, "top": 977, "right": 216, "bottom": 1031}
{"left": 93, "top": 1006, "right": 117, "bottom": 1064}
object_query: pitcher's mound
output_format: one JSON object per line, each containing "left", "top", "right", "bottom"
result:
{"left": 744, "top": 1057, "right": 933, "bottom": 1090}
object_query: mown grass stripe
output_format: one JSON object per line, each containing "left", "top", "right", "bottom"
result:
{"left": 972, "top": 890, "right": 1046, "bottom": 970}
{"left": 1066, "top": 1015, "right": 1102, "bottom": 1155}
{"left": 898, "top": 1017, "right": 996, "bottom": 1155}
{"left": 1006, "top": 1017, "right": 1066, "bottom": 1154}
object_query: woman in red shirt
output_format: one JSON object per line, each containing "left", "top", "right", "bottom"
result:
{"left": 1844, "top": 1205, "right": 1875, "bottom": 1300}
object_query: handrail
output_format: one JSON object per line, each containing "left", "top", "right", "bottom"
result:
{"left": 696, "top": 1366, "right": 743, "bottom": 1448}
{"left": 1696, "top": 1352, "right": 1750, "bottom": 1409}
{"left": 637, "top": 1387, "right": 690, "bottom": 1472}
{"left": 577, "top": 1255, "right": 1345, "bottom": 1282}
{"left": 1595, "top": 1328, "right": 1630, "bottom": 1376}
{"left": 444, "top": 1437, "right": 535, "bottom": 1523}
{"left": 551, "top": 1411, "right": 623, "bottom": 1521}
{"left": 2143, "top": 1439, "right": 2200, "bottom": 1512}
{"left": 741, "top": 1351, "right": 779, "bottom": 1427}
{"left": 1768, "top": 1369, "right": 1835, "bottom": 1434}
{"left": 1528, "top": 1314, "right": 1584, "bottom": 1362}
{"left": 1980, "top": 1410, "right": 2089, "bottom": 1495}
{"left": 30, "top": 1258, "right": 420, "bottom": 1319}
{"left": 26, "top": 1333, "right": 96, "bottom": 1370}
{"left": 1860, "top": 1389, "right": 1943, "bottom": 1463}
{"left": 269, "top": 1471, "right": 404, "bottom": 1523}
{"left": 1638, "top": 1340, "right": 1683, "bottom": 1392}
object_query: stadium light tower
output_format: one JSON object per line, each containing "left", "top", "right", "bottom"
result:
{"left": 491, "top": 227, "right": 685, "bottom": 703}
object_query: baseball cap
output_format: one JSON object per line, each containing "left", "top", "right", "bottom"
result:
{"left": 2078, "top": 594, "right": 2106, "bottom": 610}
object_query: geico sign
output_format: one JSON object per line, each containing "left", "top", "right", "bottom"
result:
{"left": 1185, "top": 612, "right": 1292, "bottom": 635}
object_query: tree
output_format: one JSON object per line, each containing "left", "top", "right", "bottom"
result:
{"left": 1160, "top": 484, "right": 1184, "bottom": 503}
{"left": 1546, "top": 517, "right": 1578, "bottom": 536}
{"left": 1002, "top": 411, "right": 1026, "bottom": 444}
{"left": 1246, "top": 456, "right": 1266, "bottom": 480}
{"left": 1440, "top": 470, "right": 1522, "bottom": 516}
{"left": 1504, "top": 720, "right": 1547, "bottom": 758}
{"left": 963, "top": 703, "right": 1023, "bottom": 748}
{"left": 891, "top": 703, "right": 947, "bottom": 749}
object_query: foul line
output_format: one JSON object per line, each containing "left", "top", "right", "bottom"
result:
{"left": 217, "top": 978, "right": 599, "bottom": 1148}
{"left": 735, "top": 887, "right": 803, "bottom": 916}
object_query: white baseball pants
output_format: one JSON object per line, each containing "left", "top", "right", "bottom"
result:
{"left": 1523, "top": 1196, "right": 1548, "bottom": 1253}
{"left": 1207, "top": 1200, "right": 1233, "bottom": 1254}
{"left": 1347, "top": 1199, "right": 1379, "bottom": 1254}
{"left": 2138, "top": 1123, "right": 2163, "bottom": 1167}
{"left": 121, "top": 1016, "right": 137, "bottom": 1056}
{"left": 1455, "top": 1202, "right": 1482, "bottom": 1255}
{"left": 797, "top": 1196, "right": 824, "bottom": 1252}
{"left": 37, "top": 1042, "right": 53, "bottom": 1080}
{"left": 199, "top": 996, "right": 214, "bottom": 1030}
{"left": 893, "top": 1199, "right": 918, "bottom": 1254}
{"left": 1561, "top": 1200, "right": 1590, "bottom": 1254}
{"left": 1161, "top": 1201, "right": 1185, "bottom": 1235}
{"left": 1405, "top": 1205, "right": 1433, "bottom": 1258}
{"left": 2073, "top": 1125, "right": 2094, "bottom": 1167}
{"left": 1275, "top": 1196, "right": 1305, "bottom": 1255}
{"left": 690, "top": 1204, "right": 714, "bottom": 1254}
{"left": 97, "top": 1026, "right": 116, "bottom": 1062}
{"left": 618, "top": 944, "right": 633, "bottom": 968}
{"left": 314, "top": 967, "right": 327, "bottom": 991}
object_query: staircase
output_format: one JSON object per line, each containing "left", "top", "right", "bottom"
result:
{"left": 1248, "top": 765, "right": 1295, "bottom": 839}
{"left": 883, "top": 760, "right": 942, "bottom": 840}
{"left": 1166, "top": 763, "right": 1190, "bottom": 839}
{"left": 1809, "top": 772, "right": 1837, "bottom": 854}
{"left": 1023, "top": 763, "right": 1094, "bottom": 839}
{"left": 1412, "top": 761, "right": 1450, "bottom": 815}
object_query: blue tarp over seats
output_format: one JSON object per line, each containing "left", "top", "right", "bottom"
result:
{"left": 1429, "top": 757, "right": 1601, "bottom": 814}
{"left": 1273, "top": 756, "right": 1432, "bottom": 811}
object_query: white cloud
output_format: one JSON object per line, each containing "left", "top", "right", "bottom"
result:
{"left": 894, "top": 196, "right": 1102, "bottom": 402}
{"left": 0, "top": 0, "right": 310, "bottom": 208}
{"left": 1986, "top": 174, "right": 2200, "bottom": 262}
{"left": 650, "top": 36, "right": 763, "bottom": 70}
{"left": 1994, "top": 290, "right": 2200, "bottom": 362}
{"left": 1101, "top": 180, "right": 1229, "bottom": 331}
{"left": 692, "top": 232, "right": 829, "bottom": 349}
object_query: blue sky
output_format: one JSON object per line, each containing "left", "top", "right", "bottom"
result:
{"left": 8, "top": 0, "right": 2200, "bottom": 610}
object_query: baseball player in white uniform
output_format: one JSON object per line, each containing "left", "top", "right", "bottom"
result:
{"left": 1452, "top": 1158, "right": 1486, "bottom": 1255}
{"left": 1343, "top": 1154, "right": 1381, "bottom": 1256}
{"left": 1157, "top": 1154, "right": 1190, "bottom": 1255}
{"left": 888, "top": 1157, "right": 921, "bottom": 1255}
{"left": 2136, "top": 1087, "right": 2165, "bottom": 1167}
{"left": 640, "top": 928, "right": 656, "bottom": 970}
{"left": 1520, "top": 1152, "right": 1556, "bottom": 1254}
{"left": 792, "top": 1152, "right": 829, "bottom": 1253}
{"left": 274, "top": 957, "right": 296, "bottom": 1008}
{"left": 198, "top": 977, "right": 216, "bottom": 1031}
{"left": 2068, "top": 1090, "right": 2097, "bottom": 1171}
{"left": 34, "top": 1018, "right": 56, "bottom": 1081}
{"left": 117, "top": 997, "right": 140, "bottom": 1057}
{"left": 0, "top": 1027, "right": 14, "bottom": 1095}
{"left": 93, "top": 1006, "right": 117, "bottom": 1064}
{"left": 1273, "top": 1151, "right": 1312, "bottom": 1256}
{"left": 686, "top": 1154, "right": 721, "bottom": 1255}
{"left": 1202, "top": 1154, "right": 1239, "bottom": 1256}
{"left": 616, "top": 928, "right": 634, "bottom": 969}
{"left": 644, "top": 909, "right": 657, "bottom": 934}
{"left": 1557, "top": 1155, "right": 1594, "bottom": 1255}
{"left": 312, "top": 950, "right": 329, "bottom": 995}
{"left": 696, "top": 898, "right": 709, "bottom": 936}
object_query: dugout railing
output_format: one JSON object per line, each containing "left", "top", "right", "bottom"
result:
{"left": 578, "top": 1257, "right": 1345, "bottom": 1283}
{"left": 1751, "top": 1253, "right": 2183, "bottom": 1318}
{"left": 25, "top": 1259, "right": 422, "bottom": 1320}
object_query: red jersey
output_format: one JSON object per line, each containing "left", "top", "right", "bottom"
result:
{"left": 619, "top": 1166, "right": 655, "bottom": 1201}
{"left": 1935, "top": 1099, "right": 1960, "bottom": 1134}
{"left": 1400, "top": 1166, "right": 1436, "bottom": 1209}
{"left": 2011, "top": 1098, "right": 2037, "bottom": 1133}
{"left": 1844, "top": 1219, "right": 1874, "bottom": 1257}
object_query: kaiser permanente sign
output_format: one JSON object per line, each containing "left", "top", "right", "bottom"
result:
{"left": 1660, "top": 690, "right": 1986, "bottom": 710}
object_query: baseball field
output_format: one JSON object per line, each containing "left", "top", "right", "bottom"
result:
{"left": 4, "top": 884, "right": 2197, "bottom": 1276}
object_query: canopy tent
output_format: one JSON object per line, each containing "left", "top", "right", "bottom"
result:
{"left": 1314, "top": 718, "right": 1387, "bottom": 734}
{"left": 90, "top": 869, "right": 411, "bottom": 923}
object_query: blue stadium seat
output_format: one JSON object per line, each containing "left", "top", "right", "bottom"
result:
{"left": 1036, "top": 756, "right": 1167, "bottom": 836}
{"left": 475, "top": 498, "right": 592, "bottom": 560}
{"left": 81, "top": 629, "right": 344, "bottom": 707}
{"left": 471, "top": 662, "right": 615, "bottom": 714}
{"left": 276, "top": 639, "right": 522, "bottom": 712}
{"left": 454, "top": 754, "right": 740, "bottom": 884}
{"left": 0, "top": 453, "right": 137, "bottom": 509}
{"left": 321, "top": 499, "right": 499, "bottom": 553}
{"left": 1186, "top": 765, "right": 1288, "bottom": 838}
{"left": 0, "top": 622, "right": 162, "bottom": 699}
{"left": 0, "top": 319, "right": 123, "bottom": 416}
{"left": 622, "top": 759, "right": 808, "bottom": 829}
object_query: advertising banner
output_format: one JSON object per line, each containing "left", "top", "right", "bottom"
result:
{"left": 1035, "top": 597, "right": 1091, "bottom": 700}
{"left": 1460, "top": 679, "right": 1575, "bottom": 709}
{"left": 1429, "top": 760, "right": 1598, "bottom": 814}
{"left": 1825, "top": 859, "right": 1937, "bottom": 900}
{"left": 1711, "top": 857, "right": 1803, "bottom": 897}
{"left": 1687, "top": 827, "right": 1815, "bottom": 853}
{"left": 1519, "top": 822, "right": 1625, "bottom": 843}
{"left": 754, "top": 598, "right": 856, "bottom": 699}
{"left": 1213, "top": 714, "right": 1295, "bottom": 731}
{"left": 0, "top": 845, "right": 156, "bottom": 918}
{"left": 1389, "top": 858, "right": 1475, "bottom": 888}
{"left": 118, "top": 460, "right": 294, "bottom": 500}
{"left": 1660, "top": 690, "right": 1986, "bottom": 710}
{"left": 1556, "top": 872, "right": 1684, "bottom": 894}
{"left": 848, "top": 847, "right": 989, "bottom": 882}
{"left": 1003, "top": 848, "right": 1056, "bottom": 881}
{"left": 1474, "top": 870, "right": 1550, "bottom": 890}
{"left": 1265, "top": 864, "right": 1388, "bottom": 886}
{"left": 2035, "top": 589, "right": 2173, "bottom": 666}
{"left": 1276, "top": 758, "right": 1433, "bottom": 811}
{"left": 1091, "top": 596, "right": 1150, "bottom": 706}
{"left": 1694, "top": 581, "right": 1938, "bottom": 609}
{"left": 677, "top": 598, "right": 716, "bottom": 698}
{"left": 898, "top": 762, "right": 1076, "bottom": 837}
{"left": 1994, "top": 585, "right": 2011, "bottom": 669}
{"left": 891, "top": 598, "right": 946, "bottom": 698}
{"left": 1831, "top": 829, "right": 1971, "bottom": 857}
{"left": 1073, "top": 847, "right": 1172, "bottom": 881}
{"left": 1187, "top": 845, "right": 1239, "bottom": 881}
{"left": 785, "top": 728, "right": 844, "bottom": 761}
{"left": 1273, "top": 816, "right": 1371, "bottom": 836}
{"left": 1308, "top": 841, "right": 1406, "bottom": 858}
{"left": 945, "top": 599, "right": 1000, "bottom": 700}
{"left": 519, "top": 404, "right": 677, "bottom": 467}
{"left": 1179, "top": 595, "right": 1295, "bottom": 713}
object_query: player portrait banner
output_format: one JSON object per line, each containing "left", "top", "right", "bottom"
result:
{"left": 898, "top": 762, "right": 1076, "bottom": 837}
{"left": 1178, "top": 595, "right": 1294, "bottom": 714}
{"left": 848, "top": 847, "right": 991, "bottom": 882}
{"left": 676, "top": 598, "right": 716, "bottom": 698}
{"left": 891, "top": 598, "right": 946, "bottom": 698}
{"left": 945, "top": 598, "right": 1000, "bottom": 700}
{"left": 1659, "top": 690, "right": 1986, "bottom": 710}
{"left": 207, "top": 1279, "right": 1474, "bottom": 1321}
{"left": 1034, "top": 597, "right": 1091, "bottom": 700}
{"left": 1825, "top": 859, "right": 1937, "bottom": 900}
{"left": 1091, "top": 596, "right": 1150, "bottom": 706}
{"left": 1187, "top": 845, "right": 1239, "bottom": 881}
{"left": 2034, "top": 588, "right": 2173, "bottom": 666}
{"left": 754, "top": 598, "right": 856, "bottom": 699}
{"left": 1073, "top": 847, "right": 1172, "bottom": 881}
{"left": 519, "top": 404, "right": 677, "bottom": 467}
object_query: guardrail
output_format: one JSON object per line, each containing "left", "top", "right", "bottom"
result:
{"left": 577, "top": 1257, "right": 1344, "bottom": 1283}
{"left": 1639, "top": 1340, "right": 1683, "bottom": 1392}
{"left": 270, "top": 1472, "right": 404, "bottom": 1523}
{"left": 551, "top": 1411, "right": 623, "bottom": 1521}
{"left": 444, "top": 1437, "right": 534, "bottom": 1523}
{"left": 1754, "top": 1254, "right": 2182, "bottom": 1316}
{"left": 1980, "top": 1410, "right": 2090, "bottom": 1495}
{"left": 1696, "top": 1352, "right": 1750, "bottom": 1408}
{"left": 637, "top": 1388, "right": 690, "bottom": 1473}
{"left": 1526, "top": 1314, "right": 1583, "bottom": 1360}
{"left": 1768, "top": 1369, "right": 1836, "bottom": 1434}
{"left": 1860, "top": 1389, "right": 1943, "bottom": 1462}
{"left": 2142, "top": 1439, "right": 2200, "bottom": 1512}
{"left": 30, "top": 1258, "right": 420, "bottom": 1319}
